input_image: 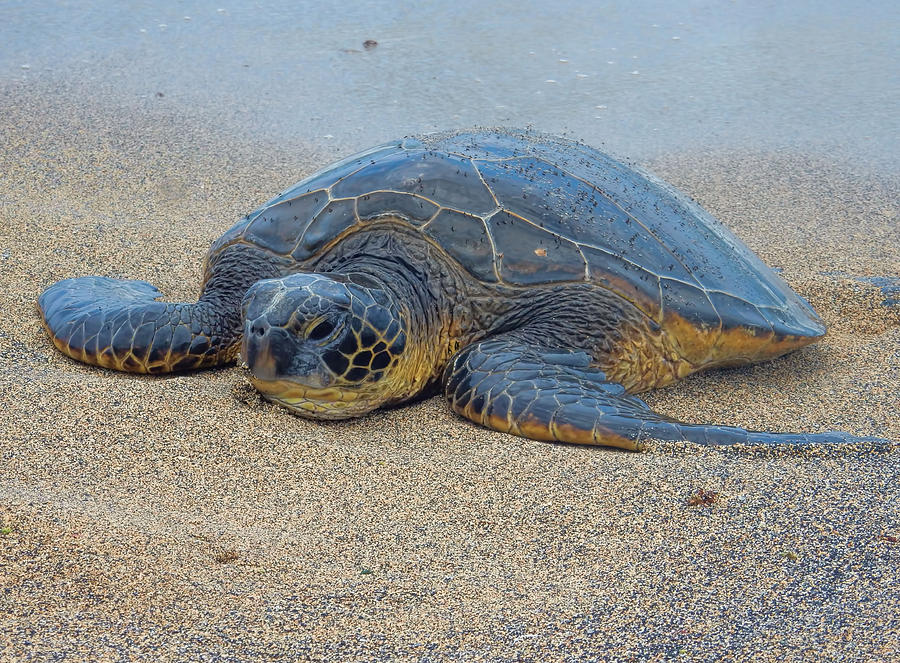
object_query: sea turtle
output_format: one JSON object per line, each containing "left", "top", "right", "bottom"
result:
{"left": 38, "top": 129, "right": 884, "bottom": 450}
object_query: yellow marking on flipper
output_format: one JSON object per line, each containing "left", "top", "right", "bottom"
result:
{"left": 515, "top": 416, "right": 558, "bottom": 443}
{"left": 489, "top": 412, "right": 641, "bottom": 451}
{"left": 486, "top": 412, "right": 515, "bottom": 435}
{"left": 591, "top": 423, "right": 642, "bottom": 451}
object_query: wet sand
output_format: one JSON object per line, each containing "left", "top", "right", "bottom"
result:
{"left": 1, "top": 93, "right": 898, "bottom": 661}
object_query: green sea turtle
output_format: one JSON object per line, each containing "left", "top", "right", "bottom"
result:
{"left": 38, "top": 129, "right": 885, "bottom": 450}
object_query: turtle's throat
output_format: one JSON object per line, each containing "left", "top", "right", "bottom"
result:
{"left": 247, "top": 375, "right": 381, "bottom": 420}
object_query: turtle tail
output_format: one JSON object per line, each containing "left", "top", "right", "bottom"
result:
{"left": 38, "top": 276, "right": 242, "bottom": 373}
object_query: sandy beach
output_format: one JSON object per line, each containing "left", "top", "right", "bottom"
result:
{"left": 1, "top": 82, "right": 898, "bottom": 661}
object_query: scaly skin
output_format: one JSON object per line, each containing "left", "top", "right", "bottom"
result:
{"left": 37, "top": 223, "right": 893, "bottom": 450}
{"left": 443, "top": 335, "right": 892, "bottom": 450}
{"left": 38, "top": 245, "right": 282, "bottom": 373}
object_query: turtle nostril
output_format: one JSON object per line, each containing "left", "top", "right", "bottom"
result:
{"left": 248, "top": 317, "right": 270, "bottom": 337}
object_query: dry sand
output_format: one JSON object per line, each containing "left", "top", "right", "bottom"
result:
{"left": 1, "top": 91, "right": 898, "bottom": 661}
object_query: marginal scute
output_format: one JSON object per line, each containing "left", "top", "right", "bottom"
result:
{"left": 582, "top": 246, "right": 662, "bottom": 321}
{"left": 707, "top": 291, "right": 771, "bottom": 332}
{"left": 423, "top": 209, "right": 498, "bottom": 283}
{"left": 760, "top": 304, "right": 826, "bottom": 338}
{"left": 660, "top": 278, "right": 720, "bottom": 331}
{"left": 246, "top": 189, "right": 328, "bottom": 256}
{"left": 500, "top": 139, "right": 796, "bottom": 312}
{"left": 292, "top": 197, "right": 358, "bottom": 260}
{"left": 206, "top": 217, "right": 251, "bottom": 261}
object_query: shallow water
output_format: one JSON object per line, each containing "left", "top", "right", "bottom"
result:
{"left": 2, "top": 0, "right": 898, "bottom": 165}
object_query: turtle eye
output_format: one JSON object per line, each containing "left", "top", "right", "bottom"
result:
{"left": 307, "top": 318, "right": 337, "bottom": 341}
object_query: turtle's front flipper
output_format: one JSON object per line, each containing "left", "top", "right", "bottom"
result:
{"left": 39, "top": 276, "right": 241, "bottom": 373}
{"left": 444, "top": 338, "right": 892, "bottom": 451}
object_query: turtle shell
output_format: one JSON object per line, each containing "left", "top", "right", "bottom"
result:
{"left": 211, "top": 129, "right": 824, "bottom": 351}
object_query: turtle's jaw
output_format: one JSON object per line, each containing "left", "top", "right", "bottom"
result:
{"left": 246, "top": 375, "right": 378, "bottom": 420}
{"left": 241, "top": 330, "right": 381, "bottom": 420}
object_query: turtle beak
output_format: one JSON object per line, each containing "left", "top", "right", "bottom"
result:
{"left": 242, "top": 313, "right": 335, "bottom": 390}
{"left": 242, "top": 315, "right": 290, "bottom": 380}
{"left": 241, "top": 318, "right": 374, "bottom": 419}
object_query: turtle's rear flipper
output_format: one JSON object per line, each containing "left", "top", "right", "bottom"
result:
{"left": 38, "top": 276, "right": 240, "bottom": 373}
{"left": 444, "top": 337, "right": 894, "bottom": 451}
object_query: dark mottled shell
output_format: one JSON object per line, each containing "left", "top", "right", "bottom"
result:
{"left": 210, "top": 130, "right": 823, "bottom": 338}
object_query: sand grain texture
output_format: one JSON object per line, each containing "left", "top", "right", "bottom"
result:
{"left": 1, "top": 94, "right": 898, "bottom": 661}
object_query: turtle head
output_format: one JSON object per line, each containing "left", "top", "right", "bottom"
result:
{"left": 240, "top": 273, "right": 410, "bottom": 419}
